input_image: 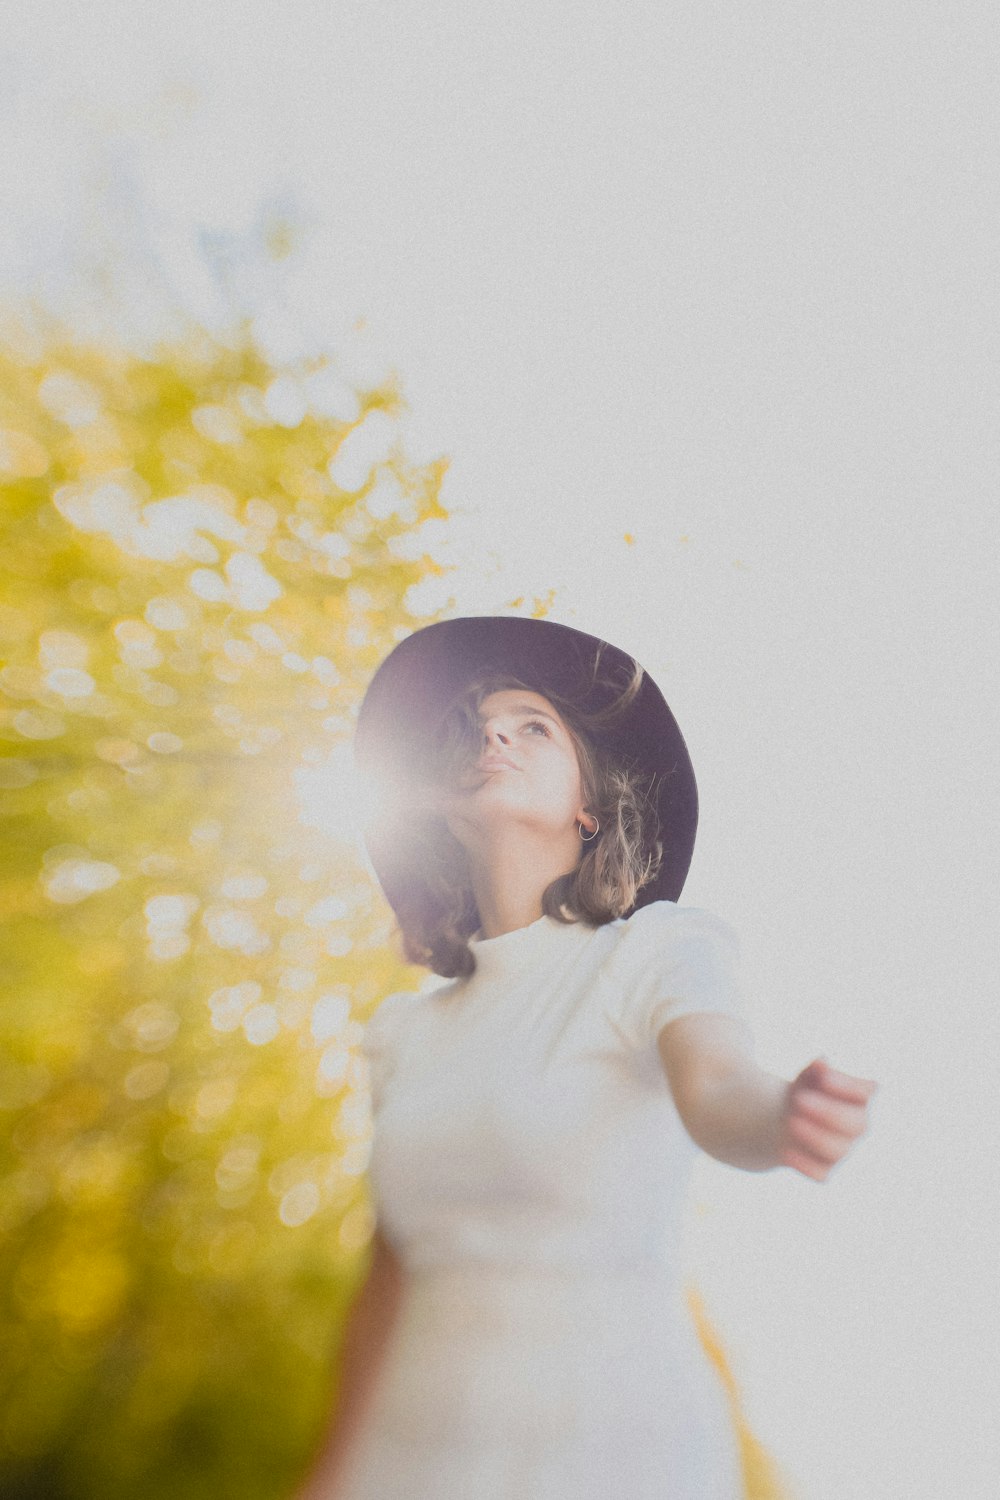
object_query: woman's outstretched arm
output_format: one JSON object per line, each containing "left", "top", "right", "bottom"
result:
{"left": 291, "top": 1223, "right": 407, "bottom": 1499}
{"left": 657, "top": 1013, "right": 877, "bottom": 1178}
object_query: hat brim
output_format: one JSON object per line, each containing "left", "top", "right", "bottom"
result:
{"left": 352, "top": 615, "right": 698, "bottom": 920}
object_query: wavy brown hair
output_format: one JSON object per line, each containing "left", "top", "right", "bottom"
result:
{"left": 388, "top": 655, "right": 664, "bottom": 980}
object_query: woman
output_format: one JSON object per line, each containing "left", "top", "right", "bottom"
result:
{"left": 294, "top": 615, "right": 877, "bottom": 1500}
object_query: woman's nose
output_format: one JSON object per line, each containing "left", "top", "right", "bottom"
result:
{"left": 483, "top": 724, "right": 509, "bottom": 749}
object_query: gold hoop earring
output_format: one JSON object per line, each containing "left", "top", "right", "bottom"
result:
{"left": 579, "top": 818, "right": 600, "bottom": 842}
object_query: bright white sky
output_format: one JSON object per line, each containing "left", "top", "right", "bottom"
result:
{"left": 4, "top": 5, "right": 999, "bottom": 1496}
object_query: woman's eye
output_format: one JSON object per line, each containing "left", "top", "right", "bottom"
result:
{"left": 523, "top": 719, "right": 549, "bottom": 735}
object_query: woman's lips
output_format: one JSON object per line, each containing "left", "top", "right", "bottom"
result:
{"left": 477, "top": 756, "right": 517, "bottom": 773}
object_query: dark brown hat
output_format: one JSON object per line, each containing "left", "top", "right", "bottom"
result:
{"left": 352, "top": 615, "right": 698, "bottom": 920}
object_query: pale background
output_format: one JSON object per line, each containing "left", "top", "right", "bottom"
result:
{"left": 3, "top": 4, "right": 998, "bottom": 1497}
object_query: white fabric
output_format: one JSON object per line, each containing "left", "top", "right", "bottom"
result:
{"left": 338, "top": 899, "right": 748, "bottom": 1499}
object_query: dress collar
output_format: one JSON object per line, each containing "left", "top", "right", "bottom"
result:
{"left": 466, "top": 911, "right": 597, "bottom": 985}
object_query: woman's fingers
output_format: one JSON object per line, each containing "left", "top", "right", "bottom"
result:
{"left": 821, "top": 1070, "right": 878, "bottom": 1105}
{"left": 793, "top": 1088, "right": 868, "bottom": 1138}
{"left": 785, "top": 1108, "right": 853, "bottom": 1166}
{"left": 782, "top": 1060, "right": 878, "bottom": 1180}
{"left": 801, "top": 1058, "right": 879, "bottom": 1105}
{"left": 780, "top": 1145, "right": 831, "bottom": 1182}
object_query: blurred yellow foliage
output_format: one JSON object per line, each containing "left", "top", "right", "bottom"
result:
{"left": 0, "top": 314, "right": 450, "bottom": 1498}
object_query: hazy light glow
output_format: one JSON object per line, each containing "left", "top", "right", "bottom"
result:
{"left": 293, "top": 742, "right": 393, "bottom": 859}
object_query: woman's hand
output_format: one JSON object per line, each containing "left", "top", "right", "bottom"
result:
{"left": 658, "top": 1016, "right": 878, "bottom": 1176}
{"left": 778, "top": 1057, "right": 878, "bottom": 1181}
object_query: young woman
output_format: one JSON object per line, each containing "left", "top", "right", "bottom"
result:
{"left": 294, "top": 615, "right": 877, "bottom": 1500}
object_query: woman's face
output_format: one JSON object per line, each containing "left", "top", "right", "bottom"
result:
{"left": 436, "top": 688, "right": 590, "bottom": 848}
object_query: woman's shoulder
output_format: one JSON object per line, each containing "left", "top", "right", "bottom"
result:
{"left": 361, "top": 987, "right": 422, "bottom": 1049}
{"left": 596, "top": 899, "right": 745, "bottom": 1050}
{"left": 612, "top": 898, "right": 741, "bottom": 956}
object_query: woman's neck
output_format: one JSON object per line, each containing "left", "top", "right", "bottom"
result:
{"left": 465, "top": 826, "right": 582, "bottom": 939}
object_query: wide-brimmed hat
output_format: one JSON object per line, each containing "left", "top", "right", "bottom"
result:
{"left": 352, "top": 615, "right": 698, "bottom": 921}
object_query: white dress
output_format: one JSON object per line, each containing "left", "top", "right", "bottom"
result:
{"left": 338, "top": 898, "right": 748, "bottom": 1500}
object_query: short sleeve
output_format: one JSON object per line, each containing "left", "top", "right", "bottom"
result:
{"left": 605, "top": 901, "right": 747, "bottom": 1052}
{"left": 360, "top": 990, "right": 416, "bottom": 1112}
